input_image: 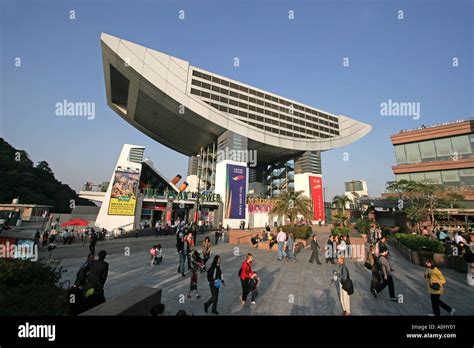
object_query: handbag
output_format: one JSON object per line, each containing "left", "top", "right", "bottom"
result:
{"left": 364, "top": 261, "right": 372, "bottom": 270}
{"left": 341, "top": 277, "right": 354, "bottom": 295}
{"left": 430, "top": 282, "right": 440, "bottom": 291}
{"left": 214, "top": 279, "right": 222, "bottom": 288}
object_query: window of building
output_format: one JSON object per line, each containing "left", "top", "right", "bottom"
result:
{"left": 201, "top": 91, "right": 210, "bottom": 99}
{"left": 201, "top": 82, "right": 211, "bottom": 90}
{"left": 418, "top": 140, "right": 436, "bottom": 159}
{"left": 395, "top": 173, "right": 410, "bottom": 181}
{"left": 410, "top": 172, "right": 425, "bottom": 182}
{"left": 441, "top": 170, "right": 460, "bottom": 182}
{"left": 405, "top": 143, "right": 421, "bottom": 163}
{"left": 451, "top": 135, "right": 472, "bottom": 155}
{"left": 424, "top": 171, "right": 442, "bottom": 184}
{"left": 435, "top": 138, "right": 453, "bottom": 157}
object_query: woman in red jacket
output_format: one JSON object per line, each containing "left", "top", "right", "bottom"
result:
{"left": 239, "top": 253, "right": 253, "bottom": 307}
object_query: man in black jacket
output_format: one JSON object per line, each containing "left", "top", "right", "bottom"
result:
{"left": 309, "top": 235, "right": 322, "bottom": 264}
{"left": 86, "top": 250, "right": 109, "bottom": 297}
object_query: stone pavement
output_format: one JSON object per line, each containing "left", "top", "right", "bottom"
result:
{"left": 57, "top": 232, "right": 474, "bottom": 316}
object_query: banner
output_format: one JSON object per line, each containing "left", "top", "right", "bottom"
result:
{"left": 225, "top": 164, "right": 247, "bottom": 219}
{"left": 309, "top": 175, "right": 325, "bottom": 221}
{"left": 108, "top": 171, "right": 139, "bottom": 216}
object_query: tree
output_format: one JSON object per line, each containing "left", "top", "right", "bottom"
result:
{"left": 386, "top": 179, "right": 464, "bottom": 233}
{"left": 269, "top": 190, "right": 313, "bottom": 226}
{"left": 36, "top": 161, "right": 53, "bottom": 174}
{"left": 332, "top": 195, "right": 351, "bottom": 226}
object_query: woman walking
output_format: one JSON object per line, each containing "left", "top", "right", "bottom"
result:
{"left": 239, "top": 253, "right": 253, "bottom": 307}
{"left": 424, "top": 259, "right": 455, "bottom": 316}
{"left": 367, "top": 245, "right": 381, "bottom": 297}
{"left": 202, "top": 237, "right": 212, "bottom": 265}
{"left": 204, "top": 255, "right": 224, "bottom": 315}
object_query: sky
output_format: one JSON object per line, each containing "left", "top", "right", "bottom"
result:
{"left": 0, "top": 0, "right": 472, "bottom": 200}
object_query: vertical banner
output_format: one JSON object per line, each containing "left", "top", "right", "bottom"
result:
{"left": 309, "top": 175, "right": 325, "bottom": 221}
{"left": 108, "top": 171, "right": 139, "bottom": 216}
{"left": 225, "top": 164, "right": 247, "bottom": 219}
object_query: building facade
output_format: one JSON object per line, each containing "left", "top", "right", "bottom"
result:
{"left": 100, "top": 33, "right": 371, "bottom": 228}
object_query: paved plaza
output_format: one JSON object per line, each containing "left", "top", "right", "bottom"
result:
{"left": 50, "top": 230, "right": 474, "bottom": 316}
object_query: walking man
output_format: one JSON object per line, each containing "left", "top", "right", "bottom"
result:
{"left": 276, "top": 229, "right": 287, "bottom": 261}
{"left": 176, "top": 233, "right": 186, "bottom": 277}
{"left": 424, "top": 259, "right": 455, "bottom": 316}
{"left": 309, "top": 234, "right": 322, "bottom": 264}
{"left": 89, "top": 231, "right": 97, "bottom": 255}
{"left": 373, "top": 249, "right": 397, "bottom": 302}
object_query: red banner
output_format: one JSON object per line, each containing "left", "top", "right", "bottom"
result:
{"left": 309, "top": 175, "right": 325, "bottom": 221}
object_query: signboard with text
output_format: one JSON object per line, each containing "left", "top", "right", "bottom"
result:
{"left": 108, "top": 171, "right": 139, "bottom": 216}
{"left": 225, "top": 164, "right": 247, "bottom": 219}
{"left": 309, "top": 175, "right": 325, "bottom": 221}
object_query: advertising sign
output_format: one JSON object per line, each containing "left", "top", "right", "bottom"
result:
{"left": 108, "top": 171, "right": 139, "bottom": 216}
{"left": 225, "top": 164, "right": 247, "bottom": 219}
{"left": 309, "top": 175, "right": 325, "bottom": 221}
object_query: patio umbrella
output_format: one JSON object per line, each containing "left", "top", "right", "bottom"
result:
{"left": 60, "top": 218, "right": 89, "bottom": 227}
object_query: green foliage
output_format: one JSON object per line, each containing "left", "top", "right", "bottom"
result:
{"left": 355, "top": 218, "right": 371, "bottom": 235}
{"left": 332, "top": 195, "right": 351, "bottom": 211}
{"left": 0, "top": 138, "right": 94, "bottom": 213}
{"left": 269, "top": 190, "right": 313, "bottom": 225}
{"left": 0, "top": 259, "right": 69, "bottom": 315}
{"left": 331, "top": 227, "right": 350, "bottom": 237}
{"left": 281, "top": 225, "right": 312, "bottom": 239}
{"left": 394, "top": 233, "right": 445, "bottom": 253}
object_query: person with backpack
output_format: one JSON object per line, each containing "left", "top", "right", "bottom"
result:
{"left": 176, "top": 233, "right": 186, "bottom": 277}
{"left": 204, "top": 255, "right": 224, "bottom": 315}
{"left": 424, "top": 259, "right": 455, "bottom": 316}
{"left": 373, "top": 249, "right": 397, "bottom": 302}
{"left": 366, "top": 245, "right": 381, "bottom": 296}
{"left": 335, "top": 255, "right": 352, "bottom": 316}
{"left": 239, "top": 253, "right": 253, "bottom": 307}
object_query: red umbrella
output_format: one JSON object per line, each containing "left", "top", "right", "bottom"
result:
{"left": 61, "top": 218, "right": 89, "bottom": 227}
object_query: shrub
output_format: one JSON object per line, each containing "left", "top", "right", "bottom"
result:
{"left": 281, "top": 225, "right": 312, "bottom": 239}
{"left": 355, "top": 219, "right": 370, "bottom": 235}
{"left": 393, "top": 233, "right": 445, "bottom": 253}
{"left": 0, "top": 258, "right": 69, "bottom": 315}
{"left": 331, "top": 227, "right": 350, "bottom": 237}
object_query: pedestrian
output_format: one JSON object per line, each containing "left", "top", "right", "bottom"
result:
{"left": 75, "top": 253, "right": 95, "bottom": 285}
{"left": 325, "top": 235, "right": 335, "bottom": 264}
{"left": 86, "top": 250, "right": 109, "bottom": 298}
{"left": 155, "top": 244, "right": 163, "bottom": 264}
{"left": 335, "top": 256, "right": 352, "bottom": 316}
{"left": 375, "top": 236, "right": 388, "bottom": 257}
{"left": 215, "top": 229, "right": 221, "bottom": 245}
{"left": 204, "top": 255, "right": 224, "bottom": 315}
{"left": 185, "top": 232, "right": 193, "bottom": 271}
{"left": 187, "top": 269, "right": 201, "bottom": 299}
{"left": 249, "top": 271, "right": 260, "bottom": 305}
{"left": 89, "top": 231, "right": 97, "bottom": 255}
{"left": 239, "top": 253, "right": 253, "bottom": 307}
{"left": 286, "top": 233, "right": 296, "bottom": 262}
{"left": 250, "top": 234, "right": 260, "bottom": 248}
{"left": 149, "top": 245, "right": 157, "bottom": 266}
{"left": 276, "top": 229, "right": 287, "bottom": 261}
{"left": 424, "top": 259, "right": 455, "bottom": 316}
{"left": 373, "top": 249, "right": 397, "bottom": 302}
{"left": 176, "top": 232, "right": 186, "bottom": 277}
{"left": 42, "top": 231, "right": 49, "bottom": 248}
{"left": 309, "top": 234, "right": 322, "bottom": 264}
{"left": 336, "top": 235, "right": 347, "bottom": 258}
{"left": 268, "top": 233, "right": 277, "bottom": 250}
{"left": 202, "top": 237, "right": 212, "bottom": 265}
{"left": 366, "top": 245, "right": 381, "bottom": 296}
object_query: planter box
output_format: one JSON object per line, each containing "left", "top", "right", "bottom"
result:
{"left": 433, "top": 253, "right": 449, "bottom": 268}
{"left": 410, "top": 249, "right": 421, "bottom": 265}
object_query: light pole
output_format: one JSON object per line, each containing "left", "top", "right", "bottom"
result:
{"left": 194, "top": 148, "right": 203, "bottom": 223}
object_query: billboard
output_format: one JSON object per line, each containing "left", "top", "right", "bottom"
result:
{"left": 108, "top": 170, "right": 140, "bottom": 216}
{"left": 309, "top": 175, "right": 325, "bottom": 221}
{"left": 225, "top": 164, "right": 247, "bottom": 219}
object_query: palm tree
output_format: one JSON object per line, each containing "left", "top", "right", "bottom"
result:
{"left": 332, "top": 195, "right": 351, "bottom": 213}
{"left": 270, "top": 190, "right": 313, "bottom": 226}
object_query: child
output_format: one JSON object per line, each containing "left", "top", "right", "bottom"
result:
{"left": 155, "top": 244, "right": 163, "bottom": 264}
{"left": 187, "top": 269, "right": 201, "bottom": 299}
{"left": 249, "top": 272, "right": 260, "bottom": 305}
{"left": 149, "top": 245, "right": 157, "bottom": 266}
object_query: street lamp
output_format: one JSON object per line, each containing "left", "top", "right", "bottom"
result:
{"left": 194, "top": 149, "right": 203, "bottom": 223}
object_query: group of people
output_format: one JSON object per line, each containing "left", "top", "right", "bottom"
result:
{"left": 68, "top": 250, "right": 109, "bottom": 315}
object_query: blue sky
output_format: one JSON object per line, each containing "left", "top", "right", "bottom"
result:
{"left": 0, "top": 0, "right": 472, "bottom": 200}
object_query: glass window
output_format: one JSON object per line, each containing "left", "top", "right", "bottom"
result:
{"left": 394, "top": 145, "right": 407, "bottom": 164}
{"left": 435, "top": 138, "right": 453, "bottom": 157}
{"left": 459, "top": 168, "right": 474, "bottom": 176}
{"left": 451, "top": 135, "right": 472, "bottom": 155}
{"left": 418, "top": 140, "right": 436, "bottom": 159}
{"left": 410, "top": 172, "right": 425, "bottom": 182}
{"left": 424, "top": 171, "right": 442, "bottom": 184}
{"left": 441, "top": 170, "right": 460, "bottom": 182}
{"left": 405, "top": 143, "right": 421, "bottom": 163}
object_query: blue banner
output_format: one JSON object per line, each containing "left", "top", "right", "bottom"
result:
{"left": 225, "top": 164, "right": 246, "bottom": 219}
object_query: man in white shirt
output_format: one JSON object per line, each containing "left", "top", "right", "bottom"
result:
{"left": 454, "top": 232, "right": 467, "bottom": 245}
{"left": 276, "top": 230, "right": 288, "bottom": 261}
